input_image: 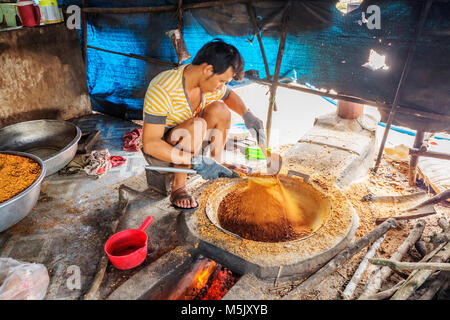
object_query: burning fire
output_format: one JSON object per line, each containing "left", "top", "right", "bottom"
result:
{"left": 167, "top": 257, "right": 239, "bottom": 300}
{"left": 201, "top": 268, "right": 236, "bottom": 300}
{"left": 194, "top": 262, "right": 217, "bottom": 291}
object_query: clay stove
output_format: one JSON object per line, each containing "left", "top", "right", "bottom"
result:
{"left": 177, "top": 169, "right": 359, "bottom": 282}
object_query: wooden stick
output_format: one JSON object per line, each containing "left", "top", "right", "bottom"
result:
{"left": 359, "top": 220, "right": 425, "bottom": 299}
{"left": 418, "top": 271, "right": 450, "bottom": 300}
{"left": 391, "top": 242, "right": 450, "bottom": 300}
{"left": 369, "top": 259, "right": 450, "bottom": 272}
{"left": 341, "top": 235, "right": 386, "bottom": 300}
{"left": 363, "top": 280, "right": 406, "bottom": 300}
{"left": 409, "top": 148, "right": 450, "bottom": 161}
{"left": 82, "top": 185, "right": 130, "bottom": 300}
{"left": 282, "top": 218, "right": 398, "bottom": 300}
{"left": 405, "top": 189, "right": 450, "bottom": 212}
{"left": 362, "top": 192, "right": 427, "bottom": 203}
{"left": 438, "top": 218, "right": 449, "bottom": 231}
{"left": 375, "top": 205, "right": 436, "bottom": 225}
{"left": 415, "top": 240, "right": 433, "bottom": 258}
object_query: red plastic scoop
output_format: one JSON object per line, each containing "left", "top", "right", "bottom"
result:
{"left": 104, "top": 216, "right": 153, "bottom": 270}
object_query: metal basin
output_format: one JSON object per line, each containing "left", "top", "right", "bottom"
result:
{"left": 0, "top": 120, "right": 81, "bottom": 176}
{"left": 0, "top": 151, "right": 46, "bottom": 232}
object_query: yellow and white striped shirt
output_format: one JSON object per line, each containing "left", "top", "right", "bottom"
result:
{"left": 143, "top": 64, "right": 229, "bottom": 128}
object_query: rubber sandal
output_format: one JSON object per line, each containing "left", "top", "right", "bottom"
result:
{"left": 170, "top": 186, "right": 199, "bottom": 213}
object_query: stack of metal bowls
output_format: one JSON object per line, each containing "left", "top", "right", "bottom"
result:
{"left": 0, "top": 120, "right": 81, "bottom": 232}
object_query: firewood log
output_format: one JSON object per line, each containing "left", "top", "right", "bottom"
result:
{"left": 282, "top": 218, "right": 398, "bottom": 300}
{"left": 390, "top": 243, "right": 450, "bottom": 300}
{"left": 358, "top": 220, "right": 425, "bottom": 299}
{"left": 341, "top": 235, "right": 386, "bottom": 300}
{"left": 369, "top": 259, "right": 450, "bottom": 271}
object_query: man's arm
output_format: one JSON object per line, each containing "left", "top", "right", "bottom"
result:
{"left": 222, "top": 89, "right": 248, "bottom": 117}
{"left": 142, "top": 123, "right": 192, "bottom": 165}
{"left": 222, "top": 88, "right": 266, "bottom": 145}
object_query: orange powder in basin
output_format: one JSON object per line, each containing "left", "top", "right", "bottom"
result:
{"left": 218, "top": 175, "right": 315, "bottom": 242}
{"left": 0, "top": 154, "right": 42, "bottom": 203}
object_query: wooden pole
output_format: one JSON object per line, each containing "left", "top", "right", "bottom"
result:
{"left": 82, "top": 0, "right": 87, "bottom": 67}
{"left": 409, "top": 130, "right": 425, "bottom": 186}
{"left": 373, "top": 0, "right": 433, "bottom": 173}
{"left": 86, "top": 45, "right": 178, "bottom": 68}
{"left": 82, "top": 0, "right": 266, "bottom": 14}
{"left": 409, "top": 148, "right": 450, "bottom": 161}
{"left": 255, "top": 78, "right": 375, "bottom": 106}
{"left": 177, "top": 0, "right": 184, "bottom": 32}
{"left": 266, "top": 0, "right": 290, "bottom": 146}
{"left": 246, "top": 3, "right": 271, "bottom": 81}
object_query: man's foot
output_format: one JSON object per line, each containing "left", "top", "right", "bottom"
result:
{"left": 170, "top": 186, "right": 199, "bottom": 211}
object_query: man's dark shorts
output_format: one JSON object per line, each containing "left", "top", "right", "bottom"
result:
{"left": 141, "top": 126, "right": 173, "bottom": 168}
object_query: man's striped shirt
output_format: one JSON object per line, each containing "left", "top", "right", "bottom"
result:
{"left": 143, "top": 63, "right": 230, "bottom": 128}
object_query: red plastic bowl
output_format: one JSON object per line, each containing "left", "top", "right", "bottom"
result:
{"left": 105, "top": 216, "right": 153, "bottom": 270}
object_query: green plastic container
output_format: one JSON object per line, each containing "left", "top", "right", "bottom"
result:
{"left": 245, "top": 147, "right": 272, "bottom": 160}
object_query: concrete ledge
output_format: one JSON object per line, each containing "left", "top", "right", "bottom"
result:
{"left": 284, "top": 112, "right": 378, "bottom": 189}
{"left": 222, "top": 273, "right": 270, "bottom": 300}
{"left": 107, "top": 246, "right": 193, "bottom": 300}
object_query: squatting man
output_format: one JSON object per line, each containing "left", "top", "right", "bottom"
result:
{"left": 141, "top": 39, "right": 266, "bottom": 210}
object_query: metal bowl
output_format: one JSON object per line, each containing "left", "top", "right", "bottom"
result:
{"left": 0, "top": 120, "right": 81, "bottom": 176}
{"left": 0, "top": 151, "right": 46, "bottom": 232}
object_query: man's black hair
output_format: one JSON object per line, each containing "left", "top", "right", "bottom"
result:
{"left": 192, "top": 39, "right": 244, "bottom": 81}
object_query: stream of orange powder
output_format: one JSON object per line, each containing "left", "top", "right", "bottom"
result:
{"left": 0, "top": 154, "right": 42, "bottom": 203}
{"left": 218, "top": 175, "right": 315, "bottom": 242}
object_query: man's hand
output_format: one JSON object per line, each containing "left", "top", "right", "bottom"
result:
{"left": 243, "top": 111, "right": 266, "bottom": 146}
{"left": 191, "top": 156, "right": 239, "bottom": 180}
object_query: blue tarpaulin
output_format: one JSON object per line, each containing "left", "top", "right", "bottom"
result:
{"left": 62, "top": 0, "right": 450, "bottom": 132}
